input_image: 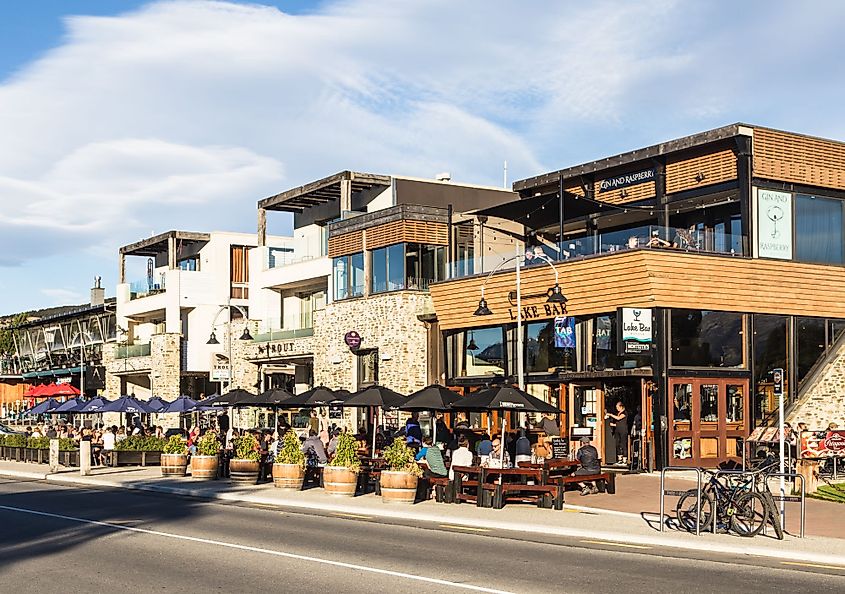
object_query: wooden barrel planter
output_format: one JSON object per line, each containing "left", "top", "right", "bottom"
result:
{"left": 229, "top": 459, "right": 261, "bottom": 485}
{"left": 161, "top": 453, "right": 189, "bottom": 477}
{"left": 323, "top": 466, "right": 358, "bottom": 497}
{"left": 190, "top": 454, "right": 219, "bottom": 479}
{"left": 272, "top": 463, "right": 305, "bottom": 490}
{"left": 379, "top": 471, "right": 419, "bottom": 504}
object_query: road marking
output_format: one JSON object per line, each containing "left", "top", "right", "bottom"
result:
{"left": 781, "top": 561, "right": 845, "bottom": 571}
{"left": 0, "top": 504, "right": 512, "bottom": 593}
{"left": 439, "top": 524, "right": 492, "bottom": 533}
{"left": 580, "top": 540, "right": 652, "bottom": 550}
{"left": 330, "top": 512, "right": 372, "bottom": 520}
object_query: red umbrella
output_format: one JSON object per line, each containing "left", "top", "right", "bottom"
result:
{"left": 47, "top": 383, "right": 81, "bottom": 396}
{"left": 30, "top": 384, "right": 52, "bottom": 397}
{"left": 22, "top": 385, "right": 38, "bottom": 397}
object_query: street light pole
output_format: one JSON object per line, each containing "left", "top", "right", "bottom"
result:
{"left": 515, "top": 246, "right": 524, "bottom": 391}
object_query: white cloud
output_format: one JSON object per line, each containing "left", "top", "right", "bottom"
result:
{"left": 40, "top": 288, "right": 86, "bottom": 305}
{"left": 2, "top": 0, "right": 845, "bottom": 312}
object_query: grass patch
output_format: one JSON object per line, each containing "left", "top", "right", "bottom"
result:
{"left": 809, "top": 484, "right": 845, "bottom": 504}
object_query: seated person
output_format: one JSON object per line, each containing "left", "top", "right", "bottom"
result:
{"left": 574, "top": 436, "right": 601, "bottom": 495}
{"left": 476, "top": 433, "right": 493, "bottom": 465}
{"left": 646, "top": 230, "right": 670, "bottom": 248}
{"left": 514, "top": 429, "right": 532, "bottom": 465}
{"left": 301, "top": 429, "right": 328, "bottom": 465}
{"left": 485, "top": 438, "right": 511, "bottom": 469}
{"left": 672, "top": 226, "right": 699, "bottom": 250}
{"left": 449, "top": 436, "right": 474, "bottom": 479}
{"left": 417, "top": 437, "right": 448, "bottom": 478}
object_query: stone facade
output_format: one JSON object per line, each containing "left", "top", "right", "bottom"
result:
{"left": 788, "top": 349, "right": 845, "bottom": 429}
{"left": 313, "top": 292, "right": 432, "bottom": 394}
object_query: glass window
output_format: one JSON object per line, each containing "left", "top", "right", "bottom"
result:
{"left": 699, "top": 384, "right": 719, "bottom": 422}
{"left": 333, "top": 253, "right": 364, "bottom": 299}
{"left": 752, "top": 314, "right": 788, "bottom": 423}
{"left": 371, "top": 247, "right": 387, "bottom": 293}
{"left": 178, "top": 256, "right": 199, "bottom": 271}
{"left": 462, "top": 327, "right": 506, "bottom": 376}
{"left": 673, "top": 383, "right": 692, "bottom": 422}
{"left": 386, "top": 243, "right": 404, "bottom": 291}
{"left": 795, "top": 194, "right": 844, "bottom": 265}
{"left": 670, "top": 310, "right": 744, "bottom": 368}
{"left": 350, "top": 252, "right": 365, "bottom": 297}
{"left": 593, "top": 314, "right": 651, "bottom": 370}
{"left": 357, "top": 349, "right": 378, "bottom": 387}
{"left": 668, "top": 199, "right": 745, "bottom": 255}
{"left": 726, "top": 385, "right": 744, "bottom": 423}
{"left": 333, "top": 256, "right": 348, "bottom": 300}
{"left": 797, "top": 316, "right": 826, "bottom": 383}
{"left": 525, "top": 320, "right": 568, "bottom": 372}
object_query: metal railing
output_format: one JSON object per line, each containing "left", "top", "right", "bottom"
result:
{"left": 114, "top": 343, "right": 152, "bottom": 359}
{"left": 129, "top": 277, "right": 166, "bottom": 300}
{"left": 765, "top": 472, "right": 806, "bottom": 538}
{"left": 660, "top": 466, "right": 703, "bottom": 535}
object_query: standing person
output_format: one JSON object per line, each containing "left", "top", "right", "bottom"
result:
{"left": 217, "top": 410, "right": 230, "bottom": 435}
{"left": 605, "top": 401, "right": 629, "bottom": 466}
{"left": 434, "top": 412, "right": 452, "bottom": 447}
{"left": 308, "top": 410, "right": 320, "bottom": 435}
{"left": 574, "top": 436, "right": 601, "bottom": 495}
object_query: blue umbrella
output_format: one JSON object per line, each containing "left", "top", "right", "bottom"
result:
{"left": 160, "top": 395, "right": 199, "bottom": 414}
{"left": 27, "top": 398, "right": 61, "bottom": 415}
{"left": 77, "top": 397, "right": 110, "bottom": 413}
{"left": 147, "top": 396, "right": 168, "bottom": 412}
{"left": 50, "top": 397, "right": 86, "bottom": 414}
{"left": 100, "top": 396, "right": 156, "bottom": 414}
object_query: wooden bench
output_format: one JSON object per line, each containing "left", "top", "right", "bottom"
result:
{"left": 561, "top": 471, "right": 616, "bottom": 499}
{"left": 451, "top": 465, "right": 490, "bottom": 507}
{"left": 482, "top": 468, "right": 564, "bottom": 510}
{"left": 425, "top": 475, "right": 453, "bottom": 503}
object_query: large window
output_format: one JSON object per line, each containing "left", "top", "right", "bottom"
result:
{"left": 450, "top": 326, "right": 506, "bottom": 377}
{"left": 525, "top": 320, "right": 569, "bottom": 372}
{"left": 333, "top": 253, "right": 364, "bottom": 300}
{"left": 796, "top": 316, "right": 826, "bottom": 383}
{"left": 752, "top": 314, "right": 788, "bottom": 424}
{"left": 670, "top": 309, "right": 744, "bottom": 368}
{"left": 795, "top": 194, "right": 844, "bottom": 265}
{"left": 371, "top": 243, "right": 446, "bottom": 293}
{"left": 230, "top": 245, "right": 250, "bottom": 299}
{"left": 371, "top": 244, "right": 405, "bottom": 293}
{"left": 592, "top": 314, "right": 651, "bottom": 370}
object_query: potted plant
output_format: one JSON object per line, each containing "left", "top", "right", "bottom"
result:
{"left": 272, "top": 429, "right": 306, "bottom": 490}
{"left": 380, "top": 438, "right": 422, "bottom": 504}
{"left": 230, "top": 432, "right": 261, "bottom": 485}
{"left": 161, "top": 435, "right": 189, "bottom": 477}
{"left": 323, "top": 431, "right": 360, "bottom": 497}
{"left": 113, "top": 435, "right": 166, "bottom": 466}
{"left": 5, "top": 434, "right": 26, "bottom": 461}
{"left": 190, "top": 430, "right": 220, "bottom": 479}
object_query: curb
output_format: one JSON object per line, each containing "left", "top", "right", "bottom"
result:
{"left": 4, "top": 469, "right": 844, "bottom": 567}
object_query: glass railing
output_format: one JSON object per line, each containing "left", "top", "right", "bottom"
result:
{"left": 268, "top": 247, "right": 295, "bottom": 269}
{"left": 253, "top": 312, "right": 316, "bottom": 342}
{"left": 114, "top": 343, "right": 152, "bottom": 359}
{"left": 371, "top": 276, "right": 435, "bottom": 293}
{"left": 129, "top": 276, "right": 166, "bottom": 300}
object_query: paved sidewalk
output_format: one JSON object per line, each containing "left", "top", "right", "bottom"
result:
{"left": 1, "top": 461, "right": 843, "bottom": 566}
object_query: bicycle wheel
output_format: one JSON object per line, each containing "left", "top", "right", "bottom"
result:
{"left": 730, "top": 491, "right": 768, "bottom": 537}
{"left": 676, "top": 489, "right": 713, "bottom": 532}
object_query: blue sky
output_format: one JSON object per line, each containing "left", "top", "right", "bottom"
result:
{"left": 2, "top": 0, "right": 845, "bottom": 315}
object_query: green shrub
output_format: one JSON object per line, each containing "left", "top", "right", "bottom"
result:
{"left": 58, "top": 438, "right": 78, "bottom": 452}
{"left": 0, "top": 435, "right": 5, "bottom": 446}
{"left": 233, "top": 433, "right": 260, "bottom": 461}
{"left": 196, "top": 431, "right": 220, "bottom": 456}
{"left": 27, "top": 436, "right": 50, "bottom": 450}
{"left": 6, "top": 434, "right": 26, "bottom": 448}
{"left": 162, "top": 435, "right": 187, "bottom": 455}
{"left": 383, "top": 437, "right": 422, "bottom": 477}
{"left": 114, "top": 435, "right": 166, "bottom": 451}
{"left": 329, "top": 431, "right": 360, "bottom": 472}
{"left": 275, "top": 430, "right": 304, "bottom": 466}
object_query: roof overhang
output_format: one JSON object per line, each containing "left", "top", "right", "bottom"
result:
{"left": 258, "top": 171, "right": 391, "bottom": 213}
{"left": 119, "top": 231, "right": 210, "bottom": 257}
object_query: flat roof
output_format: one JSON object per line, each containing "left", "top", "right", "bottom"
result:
{"left": 258, "top": 170, "right": 391, "bottom": 213}
{"left": 119, "top": 231, "right": 211, "bottom": 256}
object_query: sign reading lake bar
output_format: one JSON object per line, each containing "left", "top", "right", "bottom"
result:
{"left": 598, "top": 168, "right": 656, "bottom": 193}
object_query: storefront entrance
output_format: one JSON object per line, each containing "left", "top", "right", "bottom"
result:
{"left": 668, "top": 377, "right": 749, "bottom": 467}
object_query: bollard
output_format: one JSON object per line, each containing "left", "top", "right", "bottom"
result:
{"left": 80, "top": 441, "right": 91, "bottom": 476}
{"left": 49, "top": 438, "right": 60, "bottom": 473}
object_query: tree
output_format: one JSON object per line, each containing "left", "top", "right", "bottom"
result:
{"left": 0, "top": 313, "right": 28, "bottom": 355}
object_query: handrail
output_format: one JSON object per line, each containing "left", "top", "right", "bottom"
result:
{"left": 660, "top": 466, "right": 703, "bottom": 535}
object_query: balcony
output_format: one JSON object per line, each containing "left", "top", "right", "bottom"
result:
{"left": 114, "top": 343, "right": 152, "bottom": 359}
{"left": 253, "top": 312, "right": 315, "bottom": 342}
{"left": 129, "top": 276, "right": 166, "bottom": 300}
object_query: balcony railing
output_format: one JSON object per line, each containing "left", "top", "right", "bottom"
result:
{"left": 253, "top": 312, "right": 315, "bottom": 342}
{"left": 114, "top": 343, "right": 152, "bottom": 359}
{"left": 129, "top": 276, "right": 166, "bottom": 300}
{"left": 370, "top": 276, "right": 434, "bottom": 294}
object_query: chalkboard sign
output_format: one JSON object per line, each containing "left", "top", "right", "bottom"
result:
{"left": 328, "top": 404, "right": 343, "bottom": 420}
{"left": 551, "top": 437, "right": 569, "bottom": 459}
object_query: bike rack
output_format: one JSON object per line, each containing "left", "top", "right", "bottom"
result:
{"left": 660, "top": 466, "right": 703, "bottom": 536}
{"left": 765, "top": 472, "right": 806, "bottom": 538}
{"left": 711, "top": 469, "right": 755, "bottom": 534}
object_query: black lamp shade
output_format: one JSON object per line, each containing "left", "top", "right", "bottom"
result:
{"left": 547, "top": 284, "right": 567, "bottom": 304}
{"left": 206, "top": 331, "right": 220, "bottom": 345}
{"left": 473, "top": 298, "right": 492, "bottom": 316}
{"left": 239, "top": 328, "right": 253, "bottom": 341}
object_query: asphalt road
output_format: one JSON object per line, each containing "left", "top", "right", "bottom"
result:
{"left": 0, "top": 478, "right": 843, "bottom": 593}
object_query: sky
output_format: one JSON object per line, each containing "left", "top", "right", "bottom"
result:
{"left": 2, "top": 0, "right": 845, "bottom": 315}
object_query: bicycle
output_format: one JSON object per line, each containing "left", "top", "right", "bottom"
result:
{"left": 675, "top": 457, "right": 781, "bottom": 538}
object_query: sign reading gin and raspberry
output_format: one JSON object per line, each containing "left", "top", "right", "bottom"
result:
{"left": 619, "top": 308, "right": 652, "bottom": 355}
{"left": 756, "top": 188, "right": 793, "bottom": 259}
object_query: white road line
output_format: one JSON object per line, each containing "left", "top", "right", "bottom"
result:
{"left": 0, "top": 504, "right": 513, "bottom": 594}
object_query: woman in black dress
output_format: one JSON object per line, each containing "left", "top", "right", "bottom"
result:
{"left": 606, "top": 401, "right": 629, "bottom": 465}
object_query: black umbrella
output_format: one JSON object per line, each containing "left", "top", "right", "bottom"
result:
{"left": 344, "top": 385, "right": 406, "bottom": 408}
{"left": 400, "top": 385, "right": 461, "bottom": 411}
{"left": 451, "top": 386, "right": 560, "bottom": 467}
{"left": 210, "top": 388, "right": 257, "bottom": 407}
{"left": 234, "top": 388, "right": 296, "bottom": 407}
{"left": 278, "top": 386, "right": 348, "bottom": 408}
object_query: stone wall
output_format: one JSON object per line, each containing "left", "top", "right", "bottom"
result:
{"left": 788, "top": 350, "right": 845, "bottom": 429}
{"left": 150, "top": 333, "right": 182, "bottom": 400}
{"left": 313, "top": 292, "right": 432, "bottom": 395}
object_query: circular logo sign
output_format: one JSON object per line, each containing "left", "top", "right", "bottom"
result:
{"left": 344, "top": 331, "right": 362, "bottom": 350}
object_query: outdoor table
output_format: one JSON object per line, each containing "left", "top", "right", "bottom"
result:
{"left": 451, "top": 465, "right": 489, "bottom": 507}
{"left": 518, "top": 458, "right": 579, "bottom": 480}
{"left": 480, "top": 467, "right": 563, "bottom": 509}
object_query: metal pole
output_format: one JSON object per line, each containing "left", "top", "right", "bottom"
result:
{"left": 516, "top": 246, "right": 524, "bottom": 391}
{"left": 778, "top": 386, "right": 786, "bottom": 524}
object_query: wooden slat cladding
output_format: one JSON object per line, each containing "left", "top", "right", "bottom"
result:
{"left": 666, "top": 150, "right": 737, "bottom": 194}
{"left": 592, "top": 180, "right": 655, "bottom": 205}
{"left": 430, "top": 250, "right": 845, "bottom": 330}
{"left": 754, "top": 128, "right": 845, "bottom": 190}
{"left": 365, "top": 220, "right": 449, "bottom": 251}
{"left": 327, "top": 231, "right": 363, "bottom": 258}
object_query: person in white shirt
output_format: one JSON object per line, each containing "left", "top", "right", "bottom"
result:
{"left": 99, "top": 426, "right": 116, "bottom": 465}
{"left": 449, "top": 436, "right": 474, "bottom": 479}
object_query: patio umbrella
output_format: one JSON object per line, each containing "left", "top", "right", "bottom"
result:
{"left": 160, "top": 395, "right": 199, "bottom": 414}
{"left": 46, "top": 383, "right": 81, "bottom": 397}
{"left": 22, "top": 385, "right": 39, "bottom": 397}
{"left": 194, "top": 393, "right": 223, "bottom": 407}
{"left": 451, "top": 386, "right": 561, "bottom": 467}
{"left": 50, "top": 396, "right": 86, "bottom": 414}
{"left": 76, "top": 397, "right": 110, "bottom": 413}
{"left": 210, "top": 388, "right": 257, "bottom": 407}
{"left": 146, "top": 396, "right": 168, "bottom": 412}
{"left": 27, "top": 397, "right": 61, "bottom": 415}
{"left": 233, "top": 388, "right": 295, "bottom": 407}
{"left": 277, "top": 386, "right": 347, "bottom": 408}
{"left": 99, "top": 396, "right": 156, "bottom": 414}
{"left": 399, "top": 385, "right": 462, "bottom": 443}
{"left": 30, "top": 384, "right": 52, "bottom": 397}
{"left": 345, "top": 385, "right": 406, "bottom": 453}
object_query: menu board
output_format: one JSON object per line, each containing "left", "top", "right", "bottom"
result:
{"left": 551, "top": 437, "right": 569, "bottom": 459}
{"left": 328, "top": 404, "right": 343, "bottom": 419}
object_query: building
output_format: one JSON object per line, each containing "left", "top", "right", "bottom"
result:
{"left": 427, "top": 124, "right": 845, "bottom": 469}
{"left": 107, "top": 230, "right": 292, "bottom": 402}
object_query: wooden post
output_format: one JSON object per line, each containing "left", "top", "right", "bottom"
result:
{"left": 168, "top": 235, "right": 177, "bottom": 270}
{"left": 796, "top": 459, "right": 819, "bottom": 494}
{"left": 80, "top": 441, "right": 91, "bottom": 476}
{"left": 257, "top": 208, "right": 267, "bottom": 247}
{"left": 49, "top": 438, "right": 59, "bottom": 473}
